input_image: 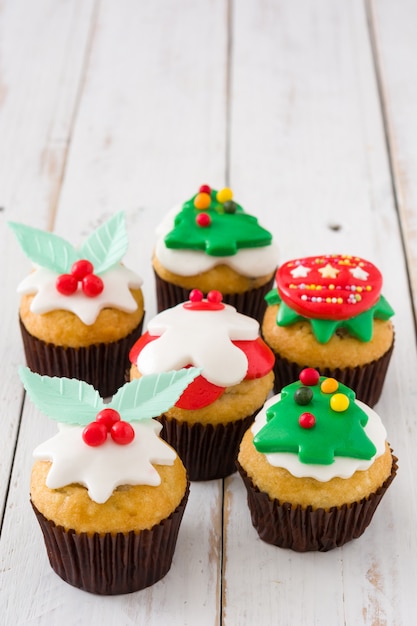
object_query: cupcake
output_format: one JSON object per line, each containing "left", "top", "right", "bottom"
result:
{"left": 152, "top": 184, "right": 279, "bottom": 322}
{"left": 237, "top": 367, "right": 397, "bottom": 552}
{"left": 262, "top": 254, "right": 394, "bottom": 406}
{"left": 129, "top": 289, "right": 275, "bottom": 480}
{"left": 21, "top": 365, "right": 201, "bottom": 594}
{"left": 10, "top": 212, "right": 144, "bottom": 397}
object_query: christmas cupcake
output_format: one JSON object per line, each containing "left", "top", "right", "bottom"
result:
{"left": 152, "top": 184, "right": 278, "bottom": 322}
{"left": 21, "top": 366, "right": 200, "bottom": 594}
{"left": 262, "top": 254, "right": 394, "bottom": 406}
{"left": 237, "top": 368, "right": 397, "bottom": 552}
{"left": 10, "top": 212, "right": 144, "bottom": 397}
{"left": 130, "top": 289, "right": 275, "bottom": 480}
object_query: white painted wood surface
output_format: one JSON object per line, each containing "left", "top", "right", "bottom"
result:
{"left": 1, "top": 0, "right": 416, "bottom": 623}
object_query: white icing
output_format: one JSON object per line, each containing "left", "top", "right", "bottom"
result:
{"left": 251, "top": 395, "right": 387, "bottom": 481}
{"left": 34, "top": 420, "right": 176, "bottom": 504}
{"left": 17, "top": 264, "right": 143, "bottom": 325}
{"left": 154, "top": 205, "right": 279, "bottom": 277}
{"left": 136, "top": 302, "right": 259, "bottom": 387}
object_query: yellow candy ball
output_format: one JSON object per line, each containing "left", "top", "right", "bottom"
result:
{"left": 194, "top": 192, "right": 211, "bottom": 210}
{"left": 216, "top": 187, "right": 233, "bottom": 203}
{"left": 320, "top": 378, "right": 338, "bottom": 394}
{"left": 330, "top": 393, "right": 350, "bottom": 412}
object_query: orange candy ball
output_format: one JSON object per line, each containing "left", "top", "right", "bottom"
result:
{"left": 194, "top": 192, "right": 211, "bottom": 210}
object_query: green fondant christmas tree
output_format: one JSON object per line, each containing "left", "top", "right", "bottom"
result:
{"left": 164, "top": 185, "right": 272, "bottom": 256}
{"left": 253, "top": 368, "right": 376, "bottom": 464}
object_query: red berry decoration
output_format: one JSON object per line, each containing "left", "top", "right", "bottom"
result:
{"left": 299, "top": 412, "right": 316, "bottom": 429}
{"left": 207, "top": 290, "right": 223, "bottom": 304}
{"left": 56, "top": 273, "right": 78, "bottom": 296}
{"left": 96, "top": 408, "right": 121, "bottom": 430}
{"left": 189, "top": 289, "right": 204, "bottom": 302}
{"left": 82, "top": 273, "right": 104, "bottom": 297}
{"left": 71, "top": 259, "right": 94, "bottom": 281}
{"left": 199, "top": 184, "right": 211, "bottom": 195}
{"left": 196, "top": 212, "right": 211, "bottom": 227}
{"left": 299, "top": 368, "right": 320, "bottom": 386}
{"left": 111, "top": 420, "right": 135, "bottom": 445}
{"left": 82, "top": 421, "right": 108, "bottom": 447}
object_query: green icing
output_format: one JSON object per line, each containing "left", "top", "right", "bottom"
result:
{"left": 9, "top": 212, "right": 129, "bottom": 275}
{"left": 253, "top": 377, "right": 376, "bottom": 464}
{"left": 19, "top": 366, "right": 202, "bottom": 425}
{"left": 266, "top": 288, "right": 394, "bottom": 343}
{"left": 164, "top": 189, "right": 272, "bottom": 256}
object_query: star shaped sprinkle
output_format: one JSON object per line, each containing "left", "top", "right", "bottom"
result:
{"left": 350, "top": 266, "right": 369, "bottom": 281}
{"left": 318, "top": 263, "right": 340, "bottom": 279}
{"left": 290, "top": 264, "right": 311, "bottom": 278}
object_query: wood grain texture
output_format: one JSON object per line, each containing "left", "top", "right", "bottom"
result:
{"left": 1, "top": 0, "right": 417, "bottom": 624}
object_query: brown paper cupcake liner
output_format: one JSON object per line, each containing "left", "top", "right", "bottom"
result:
{"left": 237, "top": 452, "right": 397, "bottom": 552}
{"left": 20, "top": 316, "right": 144, "bottom": 398}
{"left": 158, "top": 411, "right": 258, "bottom": 481}
{"left": 154, "top": 271, "right": 275, "bottom": 322}
{"left": 270, "top": 340, "right": 394, "bottom": 407}
{"left": 31, "top": 483, "right": 189, "bottom": 595}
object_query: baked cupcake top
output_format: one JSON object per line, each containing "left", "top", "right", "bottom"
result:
{"left": 21, "top": 366, "right": 200, "bottom": 503}
{"left": 130, "top": 290, "right": 275, "bottom": 409}
{"left": 265, "top": 254, "right": 394, "bottom": 343}
{"left": 251, "top": 367, "right": 387, "bottom": 481}
{"left": 10, "top": 212, "right": 142, "bottom": 325}
{"left": 154, "top": 184, "right": 279, "bottom": 277}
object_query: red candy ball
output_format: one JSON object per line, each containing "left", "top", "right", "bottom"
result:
{"left": 299, "top": 412, "right": 316, "bottom": 429}
{"left": 207, "top": 290, "right": 223, "bottom": 303}
{"left": 299, "top": 368, "right": 320, "bottom": 386}
{"left": 82, "top": 421, "right": 108, "bottom": 447}
{"left": 199, "top": 184, "right": 211, "bottom": 195}
{"left": 71, "top": 259, "right": 94, "bottom": 280}
{"left": 96, "top": 408, "right": 121, "bottom": 430}
{"left": 82, "top": 273, "right": 104, "bottom": 297}
{"left": 111, "top": 420, "right": 135, "bottom": 445}
{"left": 189, "top": 289, "right": 204, "bottom": 302}
{"left": 56, "top": 273, "right": 78, "bottom": 296}
{"left": 196, "top": 212, "right": 211, "bottom": 227}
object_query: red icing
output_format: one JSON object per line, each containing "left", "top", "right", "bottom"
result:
{"left": 129, "top": 334, "right": 274, "bottom": 410}
{"left": 276, "top": 255, "right": 382, "bottom": 321}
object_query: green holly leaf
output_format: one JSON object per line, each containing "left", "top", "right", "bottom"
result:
{"left": 9, "top": 222, "right": 78, "bottom": 273}
{"left": 254, "top": 377, "right": 376, "bottom": 464}
{"left": 19, "top": 367, "right": 102, "bottom": 426}
{"left": 110, "top": 368, "right": 202, "bottom": 421}
{"left": 79, "top": 212, "right": 128, "bottom": 274}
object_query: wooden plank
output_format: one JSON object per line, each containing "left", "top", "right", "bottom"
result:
{"left": 369, "top": 0, "right": 417, "bottom": 311}
{"left": 0, "top": 0, "right": 96, "bottom": 516}
{"left": 1, "top": 0, "right": 228, "bottom": 624}
{"left": 223, "top": 1, "right": 417, "bottom": 624}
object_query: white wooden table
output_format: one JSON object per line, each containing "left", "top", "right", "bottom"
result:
{"left": 1, "top": 1, "right": 417, "bottom": 623}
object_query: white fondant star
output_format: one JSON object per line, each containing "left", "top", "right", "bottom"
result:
{"left": 34, "top": 421, "right": 176, "bottom": 504}
{"left": 350, "top": 266, "right": 369, "bottom": 281}
{"left": 137, "top": 303, "right": 259, "bottom": 387}
{"left": 17, "top": 265, "right": 142, "bottom": 325}
{"left": 290, "top": 264, "right": 311, "bottom": 278}
{"left": 318, "top": 263, "right": 340, "bottom": 279}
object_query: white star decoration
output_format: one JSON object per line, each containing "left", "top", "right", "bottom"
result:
{"left": 318, "top": 263, "right": 340, "bottom": 279}
{"left": 290, "top": 264, "right": 311, "bottom": 278}
{"left": 34, "top": 421, "right": 176, "bottom": 503}
{"left": 350, "top": 266, "right": 369, "bottom": 281}
{"left": 137, "top": 303, "right": 259, "bottom": 387}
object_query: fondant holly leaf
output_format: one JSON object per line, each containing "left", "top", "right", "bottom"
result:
{"left": 79, "top": 211, "right": 128, "bottom": 274}
{"left": 110, "top": 368, "right": 202, "bottom": 421}
{"left": 19, "top": 367, "right": 102, "bottom": 426}
{"left": 164, "top": 201, "right": 272, "bottom": 256}
{"left": 19, "top": 366, "right": 202, "bottom": 427}
{"left": 9, "top": 222, "right": 78, "bottom": 274}
{"left": 253, "top": 377, "right": 376, "bottom": 464}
